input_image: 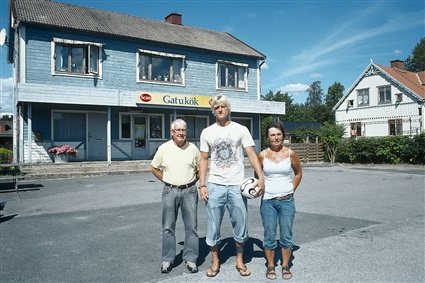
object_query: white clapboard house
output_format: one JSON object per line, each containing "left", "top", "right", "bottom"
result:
{"left": 333, "top": 60, "right": 425, "bottom": 138}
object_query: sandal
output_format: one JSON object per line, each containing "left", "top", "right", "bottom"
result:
{"left": 206, "top": 266, "right": 220, "bottom": 277}
{"left": 282, "top": 266, "right": 292, "bottom": 280}
{"left": 236, "top": 265, "right": 251, "bottom": 276}
{"left": 266, "top": 266, "right": 276, "bottom": 280}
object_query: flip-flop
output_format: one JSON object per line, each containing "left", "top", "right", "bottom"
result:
{"left": 282, "top": 266, "right": 292, "bottom": 280}
{"left": 206, "top": 267, "right": 220, "bottom": 277}
{"left": 236, "top": 265, "right": 251, "bottom": 276}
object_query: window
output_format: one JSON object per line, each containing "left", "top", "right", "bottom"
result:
{"left": 389, "top": 119, "right": 402, "bottom": 136}
{"left": 137, "top": 50, "right": 184, "bottom": 84}
{"left": 378, "top": 86, "right": 391, "bottom": 104}
{"left": 396, "top": 93, "right": 403, "bottom": 102}
{"left": 53, "top": 38, "right": 102, "bottom": 77}
{"left": 350, "top": 122, "right": 361, "bottom": 137}
{"left": 53, "top": 112, "right": 86, "bottom": 141}
{"left": 120, "top": 114, "right": 131, "bottom": 139}
{"left": 150, "top": 115, "right": 164, "bottom": 139}
{"left": 175, "top": 116, "right": 208, "bottom": 140}
{"left": 357, "top": 89, "right": 369, "bottom": 107}
{"left": 217, "top": 61, "right": 247, "bottom": 90}
{"left": 347, "top": 99, "right": 354, "bottom": 108}
{"left": 233, "top": 118, "right": 252, "bottom": 133}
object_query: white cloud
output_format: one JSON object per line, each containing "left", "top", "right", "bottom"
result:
{"left": 261, "top": 62, "right": 269, "bottom": 69}
{"left": 394, "top": 49, "right": 402, "bottom": 54}
{"left": 0, "top": 77, "right": 14, "bottom": 115}
{"left": 276, "top": 83, "right": 309, "bottom": 104}
{"left": 278, "top": 83, "right": 309, "bottom": 93}
{"left": 310, "top": 73, "right": 323, "bottom": 78}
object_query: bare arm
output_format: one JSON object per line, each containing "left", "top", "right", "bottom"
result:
{"left": 151, "top": 167, "right": 164, "bottom": 183}
{"left": 198, "top": 151, "right": 209, "bottom": 201}
{"left": 290, "top": 150, "right": 303, "bottom": 192}
{"left": 245, "top": 146, "right": 264, "bottom": 195}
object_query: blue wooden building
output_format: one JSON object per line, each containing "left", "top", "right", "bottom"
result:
{"left": 6, "top": 0, "right": 285, "bottom": 163}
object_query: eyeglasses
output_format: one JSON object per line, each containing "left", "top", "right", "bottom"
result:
{"left": 213, "top": 105, "right": 227, "bottom": 110}
{"left": 172, "top": 129, "right": 187, "bottom": 132}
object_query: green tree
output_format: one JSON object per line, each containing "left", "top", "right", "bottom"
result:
{"left": 305, "top": 81, "right": 323, "bottom": 108}
{"left": 405, "top": 37, "right": 425, "bottom": 72}
{"left": 324, "top": 82, "right": 345, "bottom": 123}
{"left": 318, "top": 122, "right": 345, "bottom": 162}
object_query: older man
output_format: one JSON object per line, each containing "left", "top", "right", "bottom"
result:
{"left": 151, "top": 119, "right": 200, "bottom": 274}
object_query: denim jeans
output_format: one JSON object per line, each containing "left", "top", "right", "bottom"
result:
{"left": 260, "top": 197, "right": 295, "bottom": 250}
{"left": 162, "top": 184, "right": 199, "bottom": 263}
{"left": 205, "top": 182, "right": 248, "bottom": 246}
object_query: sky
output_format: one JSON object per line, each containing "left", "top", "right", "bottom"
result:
{"left": 0, "top": 0, "right": 424, "bottom": 115}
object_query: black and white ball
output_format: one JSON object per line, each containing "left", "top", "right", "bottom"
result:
{"left": 240, "top": 177, "right": 260, "bottom": 199}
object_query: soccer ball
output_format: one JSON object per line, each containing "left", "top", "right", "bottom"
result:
{"left": 240, "top": 177, "right": 260, "bottom": 199}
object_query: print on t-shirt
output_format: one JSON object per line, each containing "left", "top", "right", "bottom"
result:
{"left": 212, "top": 137, "right": 239, "bottom": 169}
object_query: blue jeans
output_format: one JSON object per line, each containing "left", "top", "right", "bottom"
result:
{"left": 205, "top": 183, "right": 248, "bottom": 246}
{"left": 162, "top": 184, "right": 199, "bottom": 263}
{"left": 260, "top": 197, "right": 295, "bottom": 250}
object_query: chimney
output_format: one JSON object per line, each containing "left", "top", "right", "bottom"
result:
{"left": 390, "top": 60, "right": 405, "bottom": 70}
{"left": 165, "top": 12, "right": 182, "bottom": 25}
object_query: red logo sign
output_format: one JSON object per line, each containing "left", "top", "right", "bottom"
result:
{"left": 140, "top": 93, "right": 152, "bottom": 102}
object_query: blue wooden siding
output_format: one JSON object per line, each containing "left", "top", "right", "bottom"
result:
{"left": 24, "top": 26, "right": 260, "bottom": 99}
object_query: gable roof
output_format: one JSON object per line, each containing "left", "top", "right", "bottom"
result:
{"left": 10, "top": 0, "right": 265, "bottom": 59}
{"left": 333, "top": 60, "right": 425, "bottom": 110}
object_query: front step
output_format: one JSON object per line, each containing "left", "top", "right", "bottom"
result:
{"left": 18, "top": 160, "right": 153, "bottom": 180}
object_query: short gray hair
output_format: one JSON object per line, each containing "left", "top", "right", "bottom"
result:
{"left": 171, "top": 118, "right": 187, "bottom": 130}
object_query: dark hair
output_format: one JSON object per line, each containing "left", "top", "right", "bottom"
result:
{"left": 265, "top": 121, "right": 285, "bottom": 139}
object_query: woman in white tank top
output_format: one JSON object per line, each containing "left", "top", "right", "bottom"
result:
{"left": 256, "top": 121, "right": 302, "bottom": 280}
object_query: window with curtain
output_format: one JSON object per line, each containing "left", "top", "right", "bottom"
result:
{"left": 53, "top": 112, "right": 86, "bottom": 141}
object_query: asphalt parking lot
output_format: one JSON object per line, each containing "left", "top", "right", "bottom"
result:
{"left": 1, "top": 164, "right": 424, "bottom": 282}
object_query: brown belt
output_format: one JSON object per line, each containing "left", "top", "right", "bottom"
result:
{"left": 164, "top": 180, "right": 197, "bottom": 189}
{"left": 272, "top": 193, "right": 293, "bottom": 200}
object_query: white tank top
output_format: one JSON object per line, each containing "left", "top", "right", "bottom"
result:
{"left": 262, "top": 149, "right": 294, "bottom": 200}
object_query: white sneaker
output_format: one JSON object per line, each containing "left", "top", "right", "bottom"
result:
{"left": 161, "top": 261, "right": 172, "bottom": 273}
{"left": 185, "top": 261, "right": 198, "bottom": 273}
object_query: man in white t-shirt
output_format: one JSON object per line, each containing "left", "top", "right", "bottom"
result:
{"left": 151, "top": 119, "right": 200, "bottom": 274}
{"left": 199, "top": 95, "right": 265, "bottom": 277}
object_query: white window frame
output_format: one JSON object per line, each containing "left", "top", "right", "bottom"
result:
{"left": 149, "top": 114, "right": 165, "bottom": 140}
{"left": 357, "top": 88, "right": 369, "bottom": 107}
{"left": 378, "top": 85, "right": 392, "bottom": 104}
{"left": 51, "top": 38, "right": 103, "bottom": 78}
{"left": 216, "top": 60, "right": 248, "bottom": 91}
{"left": 119, "top": 113, "right": 165, "bottom": 140}
{"left": 119, "top": 113, "right": 132, "bottom": 140}
{"left": 136, "top": 49, "right": 185, "bottom": 86}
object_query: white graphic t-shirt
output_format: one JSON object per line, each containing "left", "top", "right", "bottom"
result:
{"left": 200, "top": 121, "right": 255, "bottom": 185}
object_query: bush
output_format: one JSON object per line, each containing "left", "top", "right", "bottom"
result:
{"left": 336, "top": 134, "right": 425, "bottom": 165}
{"left": 0, "top": 147, "right": 13, "bottom": 164}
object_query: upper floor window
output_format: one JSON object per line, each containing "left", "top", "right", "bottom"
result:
{"left": 137, "top": 50, "right": 184, "bottom": 84}
{"left": 52, "top": 38, "right": 102, "bottom": 78}
{"left": 378, "top": 85, "right": 391, "bottom": 104}
{"left": 357, "top": 89, "right": 369, "bottom": 107}
{"left": 217, "top": 61, "right": 247, "bottom": 90}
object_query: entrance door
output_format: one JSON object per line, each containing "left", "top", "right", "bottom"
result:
{"left": 133, "top": 116, "right": 149, "bottom": 159}
{"left": 88, "top": 112, "right": 107, "bottom": 160}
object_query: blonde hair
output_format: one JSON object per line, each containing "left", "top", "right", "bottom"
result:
{"left": 210, "top": 94, "right": 231, "bottom": 114}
